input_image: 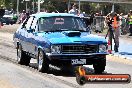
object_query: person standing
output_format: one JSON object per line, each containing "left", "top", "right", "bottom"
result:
{"left": 112, "top": 12, "right": 120, "bottom": 52}
{"left": 128, "top": 10, "right": 132, "bottom": 36}
{"left": 120, "top": 13, "right": 127, "bottom": 35}
{"left": 125, "top": 13, "right": 130, "bottom": 34}
{"left": 20, "top": 10, "right": 26, "bottom": 23}
{"left": 69, "top": 4, "right": 78, "bottom": 15}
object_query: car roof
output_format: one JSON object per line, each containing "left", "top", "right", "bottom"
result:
{"left": 31, "top": 13, "right": 78, "bottom": 18}
{"left": 3, "top": 15, "right": 13, "bottom": 18}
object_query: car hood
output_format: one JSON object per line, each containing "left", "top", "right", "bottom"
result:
{"left": 37, "top": 31, "right": 107, "bottom": 44}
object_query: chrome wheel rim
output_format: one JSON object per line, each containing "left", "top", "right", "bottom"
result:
{"left": 38, "top": 51, "right": 43, "bottom": 70}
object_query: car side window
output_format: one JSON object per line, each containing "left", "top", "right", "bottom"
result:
{"left": 31, "top": 17, "right": 38, "bottom": 31}
{"left": 24, "top": 17, "right": 34, "bottom": 30}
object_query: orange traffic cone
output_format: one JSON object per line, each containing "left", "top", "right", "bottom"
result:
{"left": 108, "top": 40, "right": 112, "bottom": 54}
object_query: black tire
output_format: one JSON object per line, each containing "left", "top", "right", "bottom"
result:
{"left": 76, "top": 75, "right": 86, "bottom": 85}
{"left": 38, "top": 50, "right": 49, "bottom": 72}
{"left": 61, "top": 64, "right": 76, "bottom": 75}
{"left": 6, "top": 23, "right": 9, "bottom": 25}
{"left": 99, "top": 31, "right": 102, "bottom": 33}
{"left": 17, "top": 44, "right": 31, "bottom": 65}
{"left": 95, "top": 30, "right": 98, "bottom": 33}
{"left": 93, "top": 62, "right": 106, "bottom": 74}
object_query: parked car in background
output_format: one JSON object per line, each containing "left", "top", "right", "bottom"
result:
{"left": 13, "top": 13, "right": 108, "bottom": 74}
{"left": 0, "top": 18, "right": 4, "bottom": 26}
{"left": 1, "top": 15, "right": 16, "bottom": 25}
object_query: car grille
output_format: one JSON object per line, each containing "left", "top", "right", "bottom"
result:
{"left": 61, "top": 45, "right": 98, "bottom": 54}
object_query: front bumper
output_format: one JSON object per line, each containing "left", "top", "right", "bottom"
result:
{"left": 46, "top": 53, "right": 107, "bottom": 65}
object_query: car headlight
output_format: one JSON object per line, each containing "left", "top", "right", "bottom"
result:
{"left": 99, "top": 44, "right": 107, "bottom": 53}
{"left": 51, "top": 45, "right": 61, "bottom": 54}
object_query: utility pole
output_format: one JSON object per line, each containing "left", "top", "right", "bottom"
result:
{"left": 112, "top": 0, "right": 114, "bottom": 12}
{"left": 78, "top": 0, "right": 80, "bottom": 13}
{"left": 68, "top": 0, "right": 70, "bottom": 12}
{"left": 17, "top": 0, "right": 19, "bottom": 16}
{"left": 25, "top": 0, "right": 30, "bottom": 13}
{"left": 26, "top": 1, "right": 28, "bottom": 12}
{"left": 33, "top": 0, "right": 35, "bottom": 13}
{"left": 38, "top": 0, "right": 40, "bottom": 13}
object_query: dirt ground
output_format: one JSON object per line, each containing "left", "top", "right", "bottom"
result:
{"left": 107, "top": 55, "right": 132, "bottom": 65}
{"left": 0, "top": 24, "right": 19, "bottom": 33}
{"left": 0, "top": 80, "right": 17, "bottom": 88}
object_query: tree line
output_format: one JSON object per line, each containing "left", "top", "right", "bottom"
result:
{"left": 0, "top": 0, "right": 132, "bottom": 15}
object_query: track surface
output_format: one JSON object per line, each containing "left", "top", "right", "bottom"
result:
{"left": 0, "top": 25, "right": 132, "bottom": 88}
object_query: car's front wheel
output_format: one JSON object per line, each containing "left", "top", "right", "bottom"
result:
{"left": 61, "top": 64, "right": 76, "bottom": 75}
{"left": 38, "top": 50, "right": 49, "bottom": 72}
{"left": 17, "top": 44, "right": 31, "bottom": 65}
{"left": 93, "top": 61, "right": 106, "bottom": 74}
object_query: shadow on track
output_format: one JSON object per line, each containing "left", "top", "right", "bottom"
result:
{"left": 29, "top": 62, "right": 112, "bottom": 77}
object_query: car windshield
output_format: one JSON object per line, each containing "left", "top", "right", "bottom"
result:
{"left": 38, "top": 16, "right": 87, "bottom": 32}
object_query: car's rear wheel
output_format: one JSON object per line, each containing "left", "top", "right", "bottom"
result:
{"left": 38, "top": 50, "right": 49, "bottom": 72}
{"left": 17, "top": 44, "right": 31, "bottom": 65}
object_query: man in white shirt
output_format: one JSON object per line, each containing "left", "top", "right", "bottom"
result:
{"left": 69, "top": 5, "right": 78, "bottom": 15}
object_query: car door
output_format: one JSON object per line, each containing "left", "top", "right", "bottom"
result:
{"left": 27, "top": 17, "right": 38, "bottom": 55}
{"left": 20, "top": 16, "right": 34, "bottom": 53}
{"left": 17, "top": 17, "right": 29, "bottom": 52}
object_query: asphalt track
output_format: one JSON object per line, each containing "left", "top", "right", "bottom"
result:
{"left": 0, "top": 25, "right": 132, "bottom": 88}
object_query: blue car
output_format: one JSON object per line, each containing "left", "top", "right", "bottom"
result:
{"left": 13, "top": 13, "right": 107, "bottom": 73}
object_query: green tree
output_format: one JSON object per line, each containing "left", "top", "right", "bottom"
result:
{"left": 41, "top": 0, "right": 67, "bottom": 13}
{"left": 81, "top": 3, "right": 91, "bottom": 14}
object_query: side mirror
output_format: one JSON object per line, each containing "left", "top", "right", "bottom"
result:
{"left": 22, "top": 24, "right": 26, "bottom": 29}
{"left": 86, "top": 26, "right": 91, "bottom": 34}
